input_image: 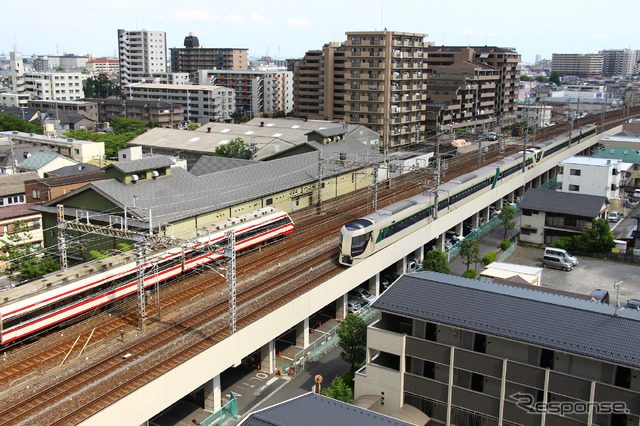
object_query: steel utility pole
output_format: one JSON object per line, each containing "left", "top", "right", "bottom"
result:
{"left": 136, "top": 242, "right": 147, "bottom": 330}
{"left": 225, "top": 230, "right": 237, "bottom": 335}
{"left": 56, "top": 205, "right": 68, "bottom": 272}
{"left": 316, "top": 150, "right": 323, "bottom": 214}
{"left": 433, "top": 155, "right": 441, "bottom": 219}
{"left": 372, "top": 164, "right": 379, "bottom": 212}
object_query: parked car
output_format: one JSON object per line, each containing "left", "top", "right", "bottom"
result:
{"left": 544, "top": 247, "right": 578, "bottom": 265}
{"left": 380, "top": 270, "right": 400, "bottom": 292}
{"left": 625, "top": 299, "right": 640, "bottom": 310}
{"left": 406, "top": 257, "right": 421, "bottom": 273}
{"left": 608, "top": 211, "right": 621, "bottom": 222}
{"left": 486, "top": 132, "right": 498, "bottom": 141}
{"left": 542, "top": 254, "right": 574, "bottom": 271}
{"left": 347, "top": 299, "right": 362, "bottom": 314}
{"left": 349, "top": 286, "right": 375, "bottom": 306}
{"left": 590, "top": 289, "right": 610, "bottom": 304}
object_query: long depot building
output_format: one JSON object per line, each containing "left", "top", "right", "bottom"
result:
{"left": 33, "top": 132, "right": 384, "bottom": 260}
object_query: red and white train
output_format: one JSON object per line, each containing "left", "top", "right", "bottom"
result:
{"left": 0, "top": 207, "right": 294, "bottom": 345}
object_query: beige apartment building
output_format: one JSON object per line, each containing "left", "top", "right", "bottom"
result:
{"left": 294, "top": 32, "right": 520, "bottom": 151}
{"left": 423, "top": 46, "right": 520, "bottom": 131}
{"left": 551, "top": 53, "right": 604, "bottom": 77}
{"left": 170, "top": 33, "right": 248, "bottom": 81}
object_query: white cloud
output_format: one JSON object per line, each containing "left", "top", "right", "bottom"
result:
{"left": 459, "top": 28, "right": 475, "bottom": 36}
{"left": 172, "top": 10, "right": 218, "bottom": 22}
{"left": 287, "top": 18, "right": 312, "bottom": 28}
{"left": 251, "top": 12, "right": 272, "bottom": 25}
{"left": 224, "top": 14, "right": 246, "bottom": 23}
{"left": 592, "top": 34, "right": 606, "bottom": 39}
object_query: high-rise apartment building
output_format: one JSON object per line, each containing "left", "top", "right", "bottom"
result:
{"left": 118, "top": 29, "right": 167, "bottom": 87}
{"left": 551, "top": 53, "right": 603, "bottom": 77}
{"left": 423, "top": 46, "right": 521, "bottom": 131}
{"left": 197, "top": 69, "right": 294, "bottom": 117}
{"left": 600, "top": 49, "right": 640, "bottom": 77}
{"left": 170, "top": 33, "right": 248, "bottom": 81}
{"left": 294, "top": 42, "right": 346, "bottom": 121}
{"left": 294, "top": 33, "right": 520, "bottom": 151}
{"left": 344, "top": 31, "right": 431, "bottom": 150}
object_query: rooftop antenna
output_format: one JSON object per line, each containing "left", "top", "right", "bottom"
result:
{"left": 613, "top": 281, "right": 623, "bottom": 315}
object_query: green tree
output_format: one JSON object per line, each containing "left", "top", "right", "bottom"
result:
{"left": 337, "top": 313, "right": 367, "bottom": 371}
{"left": 0, "top": 113, "right": 44, "bottom": 134}
{"left": 1, "top": 221, "right": 59, "bottom": 283}
{"left": 321, "top": 376, "right": 353, "bottom": 403}
{"left": 550, "top": 72, "right": 561, "bottom": 86}
{"left": 187, "top": 122, "right": 200, "bottom": 131}
{"left": 535, "top": 76, "right": 549, "bottom": 82}
{"left": 459, "top": 238, "right": 480, "bottom": 271}
{"left": 83, "top": 74, "right": 120, "bottom": 98}
{"left": 422, "top": 249, "right": 450, "bottom": 274}
{"left": 65, "top": 118, "right": 157, "bottom": 159}
{"left": 230, "top": 111, "right": 240, "bottom": 123}
{"left": 520, "top": 75, "right": 534, "bottom": 81}
{"left": 214, "top": 137, "right": 257, "bottom": 159}
{"left": 498, "top": 205, "right": 516, "bottom": 240}
{"left": 576, "top": 218, "right": 616, "bottom": 254}
{"left": 110, "top": 117, "right": 152, "bottom": 134}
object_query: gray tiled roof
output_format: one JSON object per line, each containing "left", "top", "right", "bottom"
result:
{"left": 189, "top": 156, "right": 257, "bottom": 177}
{"left": 241, "top": 393, "right": 414, "bottom": 426}
{"left": 0, "top": 172, "right": 39, "bottom": 196}
{"left": 107, "top": 156, "right": 174, "bottom": 174}
{"left": 40, "top": 151, "right": 327, "bottom": 225}
{"left": 373, "top": 271, "right": 640, "bottom": 368}
{"left": 518, "top": 188, "right": 606, "bottom": 217}
{"left": 306, "top": 127, "right": 347, "bottom": 138}
{"left": 47, "top": 163, "right": 101, "bottom": 176}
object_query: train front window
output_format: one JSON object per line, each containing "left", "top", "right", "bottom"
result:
{"left": 351, "top": 232, "right": 371, "bottom": 256}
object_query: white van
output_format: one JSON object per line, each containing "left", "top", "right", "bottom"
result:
{"left": 544, "top": 247, "right": 578, "bottom": 265}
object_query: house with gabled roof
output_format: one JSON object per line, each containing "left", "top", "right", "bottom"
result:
{"left": 18, "top": 151, "right": 78, "bottom": 178}
{"left": 518, "top": 188, "right": 607, "bottom": 245}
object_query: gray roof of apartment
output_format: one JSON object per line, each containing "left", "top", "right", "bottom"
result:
{"left": 240, "top": 393, "right": 414, "bottom": 426}
{"left": 189, "top": 156, "right": 257, "bottom": 177}
{"left": 373, "top": 271, "right": 640, "bottom": 368}
{"left": 518, "top": 188, "right": 605, "bottom": 217}
{"left": 106, "top": 156, "right": 174, "bottom": 174}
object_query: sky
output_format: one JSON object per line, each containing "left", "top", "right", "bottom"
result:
{"left": 2, "top": 0, "right": 639, "bottom": 64}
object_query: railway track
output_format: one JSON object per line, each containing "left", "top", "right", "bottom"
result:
{"left": 0, "top": 108, "right": 637, "bottom": 424}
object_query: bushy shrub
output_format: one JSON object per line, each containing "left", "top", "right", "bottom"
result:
{"left": 482, "top": 251, "right": 496, "bottom": 266}
{"left": 500, "top": 240, "right": 511, "bottom": 251}
{"left": 462, "top": 269, "right": 477, "bottom": 279}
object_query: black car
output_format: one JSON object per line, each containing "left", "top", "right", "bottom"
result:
{"left": 625, "top": 299, "right": 640, "bottom": 310}
{"left": 590, "top": 289, "right": 610, "bottom": 304}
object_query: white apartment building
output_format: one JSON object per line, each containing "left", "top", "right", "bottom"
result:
{"left": 196, "top": 69, "right": 294, "bottom": 117}
{"left": 118, "top": 29, "right": 167, "bottom": 86}
{"left": 22, "top": 72, "right": 88, "bottom": 101}
{"left": 557, "top": 156, "right": 624, "bottom": 203}
{"left": 125, "top": 83, "right": 235, "bottom": 123}
{"left": 10, "top": 51, "right": 25, "bottom": 93}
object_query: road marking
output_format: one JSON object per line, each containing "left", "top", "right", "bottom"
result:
{"left": 266, "top": 377, "right": 278, "bottom": 386}
{"left": 255, "top": 372, "right": 268, "bottom": 380}
{"left": 243, "top": 382, "right": 254, "bottom": 388}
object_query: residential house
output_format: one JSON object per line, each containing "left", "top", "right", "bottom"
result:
{"left": 18, "top": 151, "right": 78, "bottom": 177}
{"left": 592, "top": 146, "right": 640, "bottom": 191}
{"left": 0, "top": 203, "right": 43, "bottom": 257}
{"left": 24, "top": 170, "right": 105, "bottom": 204}
{"left": 557, "top": 156, "right": 625, "bottom": 210}
{"left": 0, "top": 172, "right": 38, "bottom": 207}
{"left": 518, "top": 188, "right": 607, "bottom": 245}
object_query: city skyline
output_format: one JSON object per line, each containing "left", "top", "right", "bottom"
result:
{"left": 3, "top": 0, "right": 639, "bottom": 64}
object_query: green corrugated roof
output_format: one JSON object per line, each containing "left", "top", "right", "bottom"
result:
{"left": 19, "top": 151, "right": 66, "bottom": 170}
{"left": 592, "top": 147, "right": 640, "bottom": 163}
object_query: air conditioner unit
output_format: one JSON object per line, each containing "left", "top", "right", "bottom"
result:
{"left": 151, "top": 170, "right": 160, "bottom": 178}
{"left": 131, "top": 174, "right": 139, "bottom": 182}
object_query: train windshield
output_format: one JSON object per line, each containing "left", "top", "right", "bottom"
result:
{"left": 351, "top": 231, "right": 371, "bottom": 257}
{"left": 344, "top": 219, "right": 373, "bottom": 231}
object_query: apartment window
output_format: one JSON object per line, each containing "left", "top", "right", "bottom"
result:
{"left": 569, "top": 169, "right": 581, "bottom": 176}
{"left": 568, "top": 184, "right": 580, "bottom": 191}
{"left": 32, "top": 189, "right": 41, "bottom": 200}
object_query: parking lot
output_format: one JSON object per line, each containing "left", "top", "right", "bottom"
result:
{"left": 507, "top": 245, "right": 640, "bottom": 306}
